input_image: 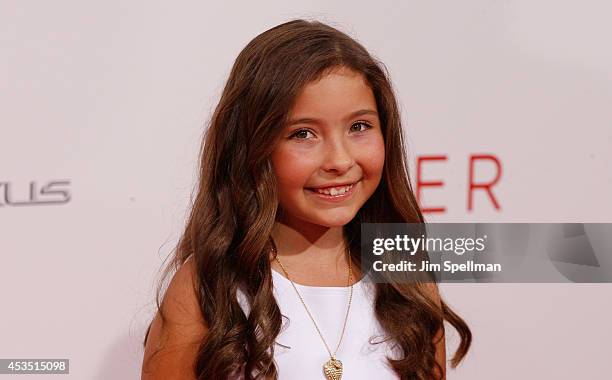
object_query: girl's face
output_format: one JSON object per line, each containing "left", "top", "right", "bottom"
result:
{"left": 271, "top": 66, "right": 385, "bottom": 230}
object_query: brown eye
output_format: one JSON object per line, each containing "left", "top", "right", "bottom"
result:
{"left": 290, "top": 129, "right": 314, "bottom": 140}
{"left": 351, "top": 121, "right": 373, "bottom": 132}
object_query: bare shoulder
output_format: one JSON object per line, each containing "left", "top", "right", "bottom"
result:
{"left": 141, "top": 258, "right": 208, "bottom": 380}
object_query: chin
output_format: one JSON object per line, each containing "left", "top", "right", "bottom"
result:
{"left": 313, "top": 213, "right": 357, "bottom": 228}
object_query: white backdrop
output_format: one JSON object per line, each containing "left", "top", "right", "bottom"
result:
{"left": 1, "top": 1, "right": 611, "bottom": 378}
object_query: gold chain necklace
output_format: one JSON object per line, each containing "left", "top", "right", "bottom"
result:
{"left": 271, "top": 242, "right": 354, "bottom": 380}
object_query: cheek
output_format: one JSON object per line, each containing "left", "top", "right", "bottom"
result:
{"left": 358, "top": 134, "right": 386, "bottom": 177}
{"left": 270, "top": 147, "right": 316, "bottom": 190}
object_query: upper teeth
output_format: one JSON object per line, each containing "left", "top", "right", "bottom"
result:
{"left": 314, "top": 184, "right": 353, "bottom": 196}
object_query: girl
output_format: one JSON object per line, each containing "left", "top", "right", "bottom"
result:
{"left": 142, "top": 19, "right": 471, "bottom": 380}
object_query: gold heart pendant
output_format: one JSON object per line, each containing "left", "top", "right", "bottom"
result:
{"left": 323, "top": 357, "right": 343, "bottom": 380}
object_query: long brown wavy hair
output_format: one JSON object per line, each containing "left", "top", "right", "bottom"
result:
{"left": 143, "top": 19, "right": 471, "bottom": 379}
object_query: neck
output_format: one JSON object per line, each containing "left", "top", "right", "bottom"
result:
{"left": 270, "top": 219, "right": 363, "bottom": 286}
{"left": 271, "top": 220, "right": 347, "bottom": 267}
{"left": 269, "top": 213, "right": 363, "bottom": 285}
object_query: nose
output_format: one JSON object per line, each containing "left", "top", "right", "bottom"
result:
{"left": 320, "top": 138, "right": 355, "bottom": 174}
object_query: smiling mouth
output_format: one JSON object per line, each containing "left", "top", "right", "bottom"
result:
{"left": 305, "top": 181, "right": 359, "bottom": 197}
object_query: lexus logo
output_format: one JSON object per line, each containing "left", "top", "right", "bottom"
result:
{"left": 0, "top": 180, "right": 71, "bottom": 206}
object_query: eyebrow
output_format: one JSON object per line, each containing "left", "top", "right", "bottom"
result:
{"left": 285, "top": 109, "right": 379, "bottom": 127}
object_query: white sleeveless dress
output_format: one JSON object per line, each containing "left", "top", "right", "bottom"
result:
{"left": 235, "top": 269, "right": 402, "bottom": 379}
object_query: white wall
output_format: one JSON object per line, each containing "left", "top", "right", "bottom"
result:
{"left": 1, "top": 1, "right": 610, "bottom": 378}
